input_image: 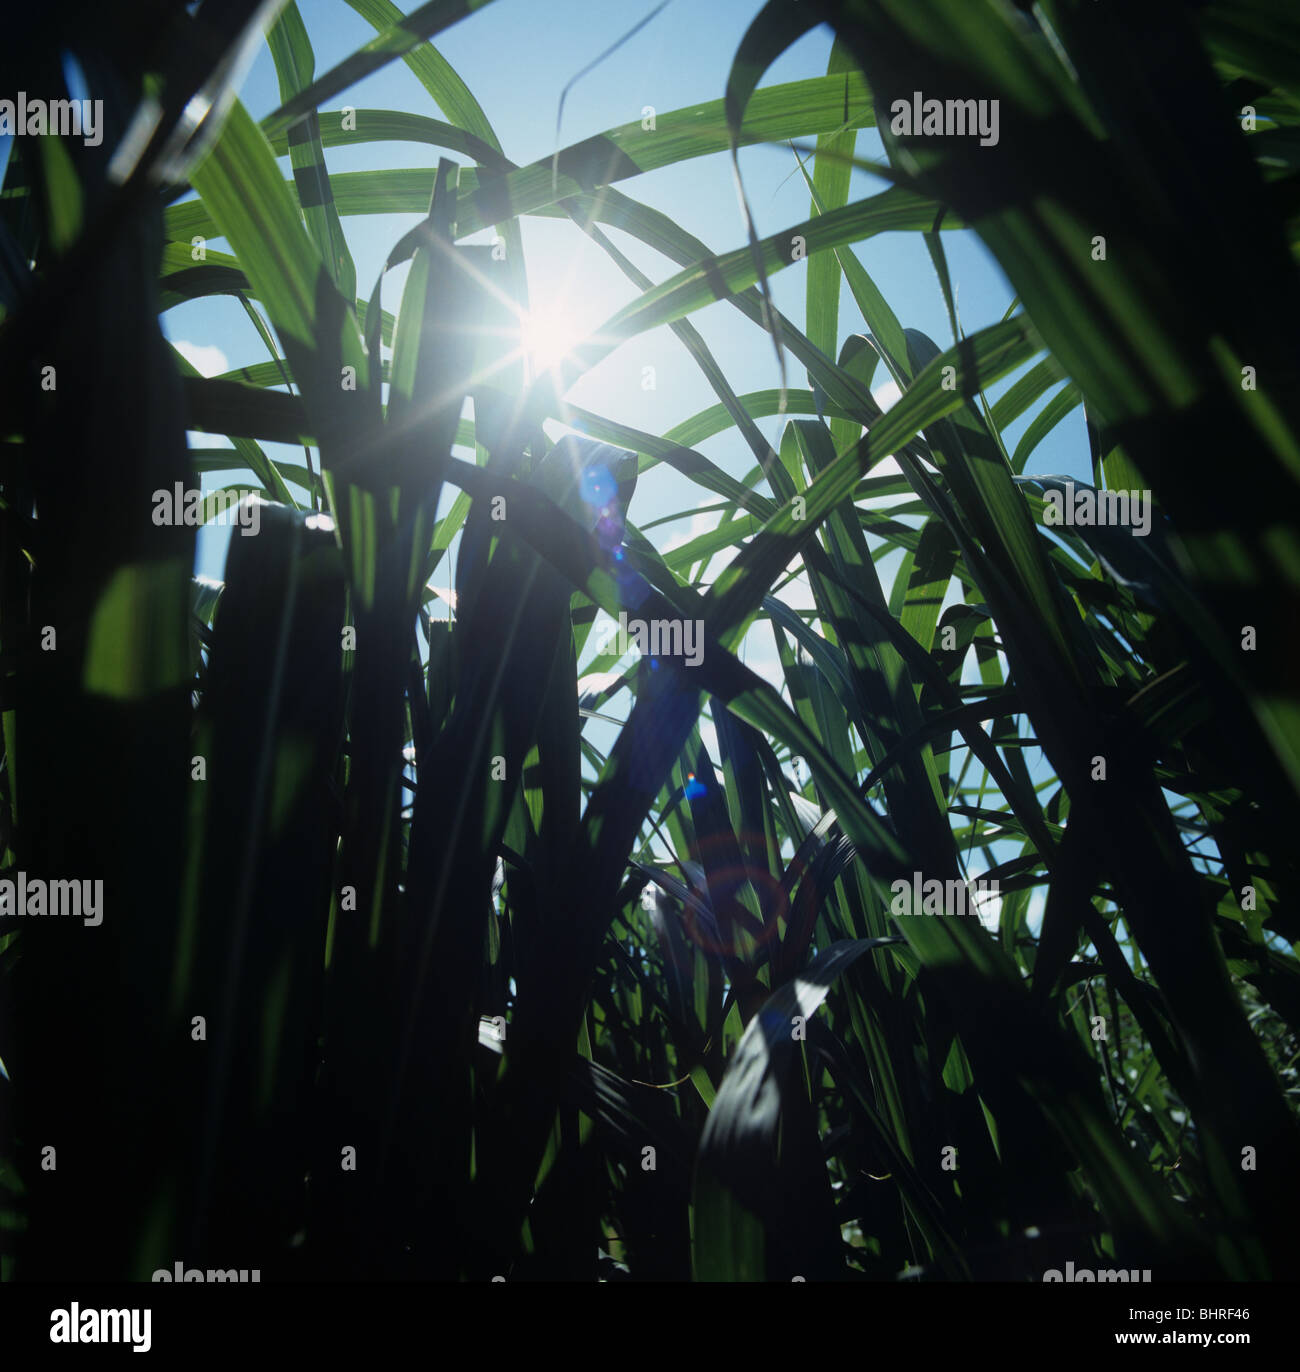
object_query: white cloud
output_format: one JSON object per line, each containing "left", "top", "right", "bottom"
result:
{"left": 736, "top": 651, "right": 785, "bottom": 691}
{"left": 873, "top": 379, "right": 902, "bottom": 412}
{"left": 697, "top": 716, "right": 718, "bottom": 764}
{"left": 428, "top": 586, "right": 457, "bottom": 621}
{"left": 661, "top": 509, "right": 718, "bottom": 557}
{"left": 578, "top": 669, "right": 624, "bottom": 697}
{"left": 173, "top": 341, "right": 229, "bottom": 378}
{"left": 773, "top": 569, "right": 816, "bottom": 612}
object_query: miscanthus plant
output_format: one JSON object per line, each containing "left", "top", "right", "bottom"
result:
{"left": 1, "top": 0, "right": 1298, "bottom": 1282}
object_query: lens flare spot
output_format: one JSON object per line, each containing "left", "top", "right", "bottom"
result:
{"left": 580, "top": 465, "right": 615, "bottom": 507}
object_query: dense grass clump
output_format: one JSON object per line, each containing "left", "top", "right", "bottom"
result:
{"left": 1, "top": 0, "right": 1298, "bottom": 1282}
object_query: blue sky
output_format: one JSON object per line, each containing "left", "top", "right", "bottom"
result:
{"left": 167, "top": 0, "right": 1087, "bottom": 580}
{"left": 163, "top": 0, "right": 1094, "bottom": 915}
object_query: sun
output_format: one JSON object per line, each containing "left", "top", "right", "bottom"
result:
{"left": 517, "top": 298, "right": 587, "bottom": 377}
